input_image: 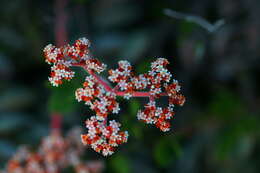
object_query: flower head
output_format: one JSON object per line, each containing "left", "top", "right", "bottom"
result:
{"left": 81, "top": 117, "right": 128, "bottom": 156}
{"left": 2, "top": 128, "right": 104, "bottom": 173}
{"left": 43, "top": 38, "right": 185, "bottom": 156}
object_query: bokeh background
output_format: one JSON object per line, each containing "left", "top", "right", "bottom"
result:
{"left": 1, "top": 0, "right": 260, "bottom": 172}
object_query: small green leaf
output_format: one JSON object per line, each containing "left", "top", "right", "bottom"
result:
{"left": 131, "top": 125, "right": 143, "bottom": 139}
{"left": 129, "top": 99, "right": 140, "bottom": 115}
{"left": 47, "top": 74, "right": 83, "bottom": 114}
{"left": 154, "top": 137, "right": 182, "bottom": 168}
{"left": 110, "top": 154, "right": 131, "bottom": 173}
{"left": 208, "top": 90, "right": 245, "bottom": 120}
{"left": 136, "top": 60, "right": 150, "bottom": 74}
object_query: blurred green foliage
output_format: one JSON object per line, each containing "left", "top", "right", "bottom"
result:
{"left": 154, "top": 137, "right": 182, "bottom": 168}
{"left": 109, "top": 154, "right": 131, "bottom": 173}
{"left": 47, "top": 71, "right": 84, "bottom": 114}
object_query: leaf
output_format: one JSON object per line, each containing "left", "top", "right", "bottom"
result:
{"left": 195, "top": 41, "right": 205, "bottom": 61}
{"left": 215, "top": 115, "right": 259, "bottom": 161}
{"left": 0, "top": 140, "right": 15, "bottom": 159}
{"left": 47, "top": 73, "right": 83, "bottom": 114}
{"left": 129, "top": 99, "right": 140, "bottom": 115}
{"left": 208, "top": 89, "right": 245, "bottom": 120}
{"left": 0, "top": 87, "right": 35, "bottom": 111}
{"left": 136, "top": 60, "right": 150, "bottom": 74}
{"left": 0, "top": 27, "right": 25, "bottom": 49}
{"left": 110, "top": 154, "right": 131, "bottom": 173}
{"left": 0, "top": 113, "right": 29, "bottom": 134}
{"left": 154, "top": 137, "right": 182, "bottom": 168}
{"left": 119, "top": 31, "right": 150, "bottom": 63}
{"left": 131, "top": 125, "right": 143, "bottom": 139}
{"left": 48, "top": 84, "right": 76, "bottom": 114}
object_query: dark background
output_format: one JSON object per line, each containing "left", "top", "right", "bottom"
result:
{"left": 1, "top": 0, "right": 260, "bottom": 172}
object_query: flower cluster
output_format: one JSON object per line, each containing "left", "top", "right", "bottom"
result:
{"left": 75, "top": 76, "right": 120, "bottom": 120}
{"left": 108, "top": 58, "right": 173, "bottom": 98}
{"left": 108, "top": 60, "right": 147, "bottom": 99}
{"left": 137, "top": 101, "right": 174, "bottom": 132}
{"left": 85, "top": 59, "right": 107, "bottom": 73}
{"left": 148, "top": 58, "right": 172, "bottom": 96}
{"left": 43, "top": 38, "right": 106, "bottom": 86}
{"left": 81, "top": 116, "right": 128, "bottom": 156}
{"left": 75, "top": 76, "right": 127, "bottom": 156}
{"left": 108, "top": 58, "right": 185, "bottom": 131}
{"left": 1, "top": 128, "right": 104, "bottom": 173}
{"left": 43, "top": 37, "right": 185, "bottom": 156}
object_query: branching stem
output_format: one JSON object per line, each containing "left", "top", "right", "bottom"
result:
{"left": 72, "top": 63, "right": 168, "bottom": 98}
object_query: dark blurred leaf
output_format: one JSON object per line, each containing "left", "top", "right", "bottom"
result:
{"left": 119, "top": 31, "right": 150, "bottom": 63}
{"left": 194, "top": 41, "right": 205, "bottom": 61}
{"left": 0, "top": 27, "right": 25, "bottom": 49}
{"left": 95, "top": 33, "right": 126, "bottom": 57}
{"left": 93, "top": 4, "right": 140, "bottom": 29}
{"left": 129, "top": 99, "right": 140, "bottom": 116}
{"left": 208, "top": 90, "right": 245, "bottom": 120}
{"left": 0, "top": 113, "right": 29, "bottom": 134}
{"left": 215, "top": 116, "right": 259, "bottom": 161}
{"left": 110, "top": 154, "right": 131, "bottom": 173}
{"left": 0, "top": 140, "right": 15, "bottom": 159}
{"left": 132, "top": 157, "right": 156, "bottom": 173}
{"left": 18, "top": 124, "right": 49, "bottom": 145}
{"left": 136, "top": 59, "right": 150, "bottom": 74}
{"left": 154, "top": 137, "right": 182, "bottom": 168}
{"left": 47, "top": 71, "right": 83, "bottom": 114}
{"left": 126, "top": 99, "right": 144, "bottom": 139}
{"left": 178, "top": 21, "right": 197, "bottom": 39}
{"left": 0, "top": 53, "right": 13, "bottom": 80}
{"left": 48, "top": 83, "right": 77, "bottom": 114}
{"left": 131, "top": 125, "right": 143, "bottom": 139}
{"left": 0, "top": 87, "right": 35, "bottom": 111}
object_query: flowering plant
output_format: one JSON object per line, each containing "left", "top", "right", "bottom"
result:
{"left": 1, "top": 128, "right": 104, "bottom": 173}
{"left": 43, "top": 38, "right": 185, "bottom": 156}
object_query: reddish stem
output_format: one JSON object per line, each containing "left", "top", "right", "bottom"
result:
{"left": 51, "top": 0, "right": 68, "bottom": 132}
{"left": 149, "top": 96, "right": 155, "bottom": 102}
{"left": 72, "top": 63, "right": 167, "bottom": 98}
{"left": 112, "top": 84, "right": 120, "bottom": 92}
{"left": 115, "top": 91, "right": 150, "bottom": 97}
{"left": 88, "top": 70, "right": 113, "bottom": 92}
{"left": 51, "top": 113, "right": 62, "bottom": 130}
{"left": 55, "top": 0, "right": 68, "bottom": 46}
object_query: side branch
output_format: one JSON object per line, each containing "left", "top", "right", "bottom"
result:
{"left": 72, "top": 63, "right": 168, "bottom": 98}
{"left": 88, "top": 70, "right": 113, "bottom": 92}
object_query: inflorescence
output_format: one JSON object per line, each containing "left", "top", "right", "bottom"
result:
{"left": 43, "top": 37, "right": 185, "bottom": 156}
{"left": 1, "top": 128, "right": 104, "bottom": 173}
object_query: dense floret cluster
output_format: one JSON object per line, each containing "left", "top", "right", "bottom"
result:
{"left": 81, "top": 117, "right": 128, "bottom": 156}
{"left": 108, "top": 58, "right": 185, "bottom": 131}
{"left": 75, "top": 76, "right": 120, "bottom": 121}
{"left": 0, "top": 128, "right": 104, "bottom": 173}
{"left": 137, "top": 101, "right": 174, "bottom": 132}
{"left": 43, "top": 38, "right": 106, "bottom": 86}
{"left": 43, "top": 37, "right": 185, "bottom": 156}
